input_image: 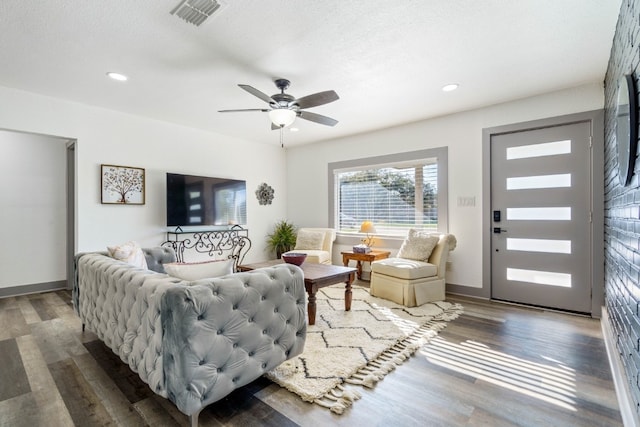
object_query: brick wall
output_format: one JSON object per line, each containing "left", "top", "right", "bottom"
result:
{"left": 605, "top": 0, "right": 640, "bottom": 415}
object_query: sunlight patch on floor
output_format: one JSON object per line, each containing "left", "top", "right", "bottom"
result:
{"left": 370, "top": 304, "right": 420, "bottom": 335}
{"left": 421, "top": 337, "right": 577, "bottom": 411}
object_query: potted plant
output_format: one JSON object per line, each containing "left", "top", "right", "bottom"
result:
{"left": 267, "top": 220, "right": 297, "bottom": 259}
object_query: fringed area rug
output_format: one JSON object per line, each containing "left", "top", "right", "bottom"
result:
{"left": 265, "top": 283, "right": 463, "bottom": 414}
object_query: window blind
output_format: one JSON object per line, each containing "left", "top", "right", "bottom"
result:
{"left": 335, "top": 162, "right": 438, "bottom": 236}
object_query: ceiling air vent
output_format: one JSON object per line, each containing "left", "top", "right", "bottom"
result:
{"left": 170, "top": 0, "right": 222, "bottom": 26}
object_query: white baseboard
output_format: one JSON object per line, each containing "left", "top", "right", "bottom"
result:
{"left": 602, "top": 305, "right": 639, "bottom": 427}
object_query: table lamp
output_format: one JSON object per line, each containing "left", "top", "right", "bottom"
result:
{"left": 359, "top": 221, "right": 377, "bottom": 247}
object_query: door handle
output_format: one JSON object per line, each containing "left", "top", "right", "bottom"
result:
{"left": 493, "top": 227, "right": 507, "bottom": 234}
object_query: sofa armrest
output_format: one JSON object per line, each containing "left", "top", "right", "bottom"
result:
{"left": 161, "top": 264, "right": 306, "bottom": 416}
{"left": 73, "top": 251, "right": 108, "bottom": 316}
{"left": 428, "top": 234, "right": 456, "bottom": 280}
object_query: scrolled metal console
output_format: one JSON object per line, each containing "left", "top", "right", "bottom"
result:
{"left": 162, "top": 225, "right": 251, "bottom": 271}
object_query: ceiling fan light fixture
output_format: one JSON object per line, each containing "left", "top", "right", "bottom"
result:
{"left": 269, "top": 108, "right": 296, "bottom": 128}
{"left": 219, "top": 79, "right": 339, "bottom": 129}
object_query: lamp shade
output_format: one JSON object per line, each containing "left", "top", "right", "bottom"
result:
{"left": 268, "top": 108, "right": 296, "bottom": 128}
{"left": 359, "top": 221, "right": 377, "bottom": 234}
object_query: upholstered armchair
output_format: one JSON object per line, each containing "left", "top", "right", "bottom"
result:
{"left": 282, "top": 228, "right": 336, "bottom": 265}
{"left": 370, "top": 231, "right": 456, "bottom": 307}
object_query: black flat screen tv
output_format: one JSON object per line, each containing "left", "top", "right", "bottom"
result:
{"left": 166, "top": 173, "right": 247, "bottom": 227}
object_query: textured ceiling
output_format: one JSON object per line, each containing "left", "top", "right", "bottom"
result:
{"left": 0, "top": 0, "right": 621, "bottom": 146}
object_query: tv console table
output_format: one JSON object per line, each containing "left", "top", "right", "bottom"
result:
{"left": 162, "top": 225, "right": 251, "bottom": 270}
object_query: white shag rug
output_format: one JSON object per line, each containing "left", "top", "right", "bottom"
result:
{"left": 265, "top": 283, "right": 463, "bottom": 414}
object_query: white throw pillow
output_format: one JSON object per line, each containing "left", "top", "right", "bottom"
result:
{"left": 294, "top": 229, "right": 326, "bottom": 250}
{"left": 164, "top": 259, "right": 234, "bottom": 281}
{"left": 107, "top": 241, "right": 148, "bottom": 269}
{"left": 397, "top": 229, "right": 440, "bottom": 261}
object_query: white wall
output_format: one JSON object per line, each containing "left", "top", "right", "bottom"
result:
{"left": 0, "top": 82, "right": 605, "bottom": 293}
{"left": 285, "top": 82, "right": 605, "bottom": 290}
{"left": 0, "top": 85, "right": 288, "bottom": 288}
{"left": 0, "top": 131, "right": 67, "bottom": 288}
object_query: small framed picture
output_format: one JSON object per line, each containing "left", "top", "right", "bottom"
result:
{"left": 101, "top": 164, "right": 145, "bottom": 205}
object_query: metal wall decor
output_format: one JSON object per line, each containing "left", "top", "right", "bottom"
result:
{"left": 101, "top": 164, "right": 145, "bottom": 204}
{"left": 255, "top": 182, "right": 275, "bottom": 205}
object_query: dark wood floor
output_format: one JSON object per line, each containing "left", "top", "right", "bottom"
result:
{"left": 0, "top": 283, "right": 622, "bottom": 426}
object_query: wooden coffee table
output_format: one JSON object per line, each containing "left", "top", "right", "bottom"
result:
{"left": 237, "top": 260, "right": 356, "bottom": 325}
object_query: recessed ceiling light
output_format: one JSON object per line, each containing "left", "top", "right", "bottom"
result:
{"left": 442, "top": 83, "right": 459, "bottom": 92}
{"left": 290, "top": 127, "right": 299, "bottom": 132}
{"left": 106, "top": 72, "right": 128, "bottom": 82}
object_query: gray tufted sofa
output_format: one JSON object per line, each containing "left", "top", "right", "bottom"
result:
{"left": 73, "top": 247, "right": 306, "bottom": 426}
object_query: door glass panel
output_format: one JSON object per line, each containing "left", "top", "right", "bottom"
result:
{"left": 506, "top": 207, "right": 571, "bottom": 221}
{"left": 506, "top": 140, "right": 571, "bottom": 160}
{"left": 507, "top": 174, "right": 571, "bottom": 190}
{"left": 507, "top": 238, "right": 571, "bottom": 254}
{"left": 506, "top": 268, "right": 571, "bottom": 287}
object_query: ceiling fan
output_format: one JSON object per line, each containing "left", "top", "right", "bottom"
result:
{"left": 219, "top": 79, "right": 339, "bottom": 129}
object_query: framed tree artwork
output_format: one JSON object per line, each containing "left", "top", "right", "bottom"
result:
{"left": 101, "top": 164, "right": 145, "bottom": 204}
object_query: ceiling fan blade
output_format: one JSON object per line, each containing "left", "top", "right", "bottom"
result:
{"left": 218, "top": 108, "right": 269, "bottom": 112}
{"left": 238, "top": 84, "right": 276, "bottom": 104}
{"left": 298, "top": 111, "right": 338, "bottom": 126}
{"left": 295, "top": 90, "right": 339, "bottom": 109}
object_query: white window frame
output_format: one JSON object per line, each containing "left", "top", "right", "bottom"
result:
{"left": 328, "top": 147, "right": 448, "bottom": 238}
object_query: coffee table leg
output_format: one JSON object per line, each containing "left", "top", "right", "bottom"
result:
{"left": 344, "top": 272, "right": 354, "bottom": 311}
{"left": 307, "top": 290, "right": 317, "bottom": 325}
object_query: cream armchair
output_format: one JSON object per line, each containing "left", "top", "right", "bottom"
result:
{"left": 283, "top": 228, "right": 336, "bottom": 265}
{"left": 370, "top": 232, "right": 456, "bottom": 307}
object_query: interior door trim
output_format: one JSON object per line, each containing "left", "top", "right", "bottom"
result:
{"left": 479, "top": 110, "right": 604, "bottom": 317}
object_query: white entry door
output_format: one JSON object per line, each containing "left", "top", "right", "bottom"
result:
{"left": 490, "top": 121, "right": 592, "bottom": 313}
